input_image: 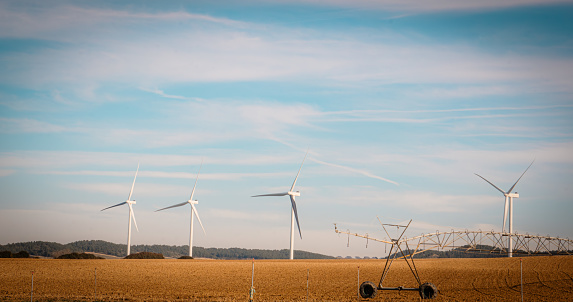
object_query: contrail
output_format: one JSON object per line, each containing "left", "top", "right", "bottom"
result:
{"left": 309, "top": 157, "right": 399, "bottom": 186}
{"left": 270, "top": 136, "right": 399, "bottom": 185}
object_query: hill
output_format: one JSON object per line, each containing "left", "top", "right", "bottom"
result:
{"left": 0, "top": 240, "right": 335, "bottom": 259}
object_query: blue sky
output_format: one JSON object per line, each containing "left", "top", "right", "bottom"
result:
{"left": 1, "top": 0, "right": 572, "bottom": 257}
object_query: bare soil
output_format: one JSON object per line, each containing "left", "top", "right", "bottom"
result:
{"left": 1, "top": 256, "right": 572, "bottom": 301}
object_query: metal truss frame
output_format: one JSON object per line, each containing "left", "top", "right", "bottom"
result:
{"left": 334, "top": 225, "right": 573, "bottom": 257}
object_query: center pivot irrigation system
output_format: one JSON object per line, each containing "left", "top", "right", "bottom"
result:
{"left": 335, "top": 218, "right": 573, "bottom": 300}
{"left": 335, "top": 219, "right": 438, "bottom": 300}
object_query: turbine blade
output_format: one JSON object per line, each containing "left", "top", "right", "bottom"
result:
{"left": 191, "top": 204, "right": 206, "bottom": 235}
{"left": 129, "top": 203, "right": 139, "bottom": 232}
{"left": 101, "top": 201, "right": 126, "bottom": 211}
{"left": 189, "top": 160, "right": 203, "bottom": 201}
{"left": 503, "top": 196, "right": 508, "bottom": 233}
{"left": 507, "top": 160, "right": 535, "bottom": 193}
{"left": 290, "top": 150, "right": 309, "bottom": 192}
{"left": 127, "top": 163, "right": 139, "bottom": 201}
{"left": 155, "top": 201, "right": 189, "bottom": 212}
{"left": 252, "top": 192, "right": 289, "bottom": 197}
{"left": 475, "top": 173, "right": 506, "bottom": 194}
{"left": 290, "top": 195, "right": 302, "bottom": 239}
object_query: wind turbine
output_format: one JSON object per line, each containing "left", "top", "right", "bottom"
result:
{"left": 475, "top": 160, "right": 534, "bottom": 257}
{"left": 252, "top": 150, "right": 308, "bottom": 260}
{"left": 155, "top": 162, "right": 206, "bottom": 258}
{"left": 101, "top": 163, "right": 140, "bottom": 256}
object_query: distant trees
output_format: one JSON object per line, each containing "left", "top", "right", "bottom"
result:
{"left": 189, "top": 247, "right": 334, "bottom": 260}
{"left": 125, "top": 252, "right": 164, "bottom": 259}
{"left": 0, "top": 241, "right": 71, "bottom": 257}
{"left": 0, "top": 250, "right": 29, "bottom": 258}
{"left": 385, "top": 245, "right": 524, "bottom": 259}
{"left": 3, "top": 240, "right": 570, "bottom": 259}
{"left": 14, "top": 251, "right": 30, "bottom": 258}
{"left": 0, "top": 240, "right": 335, "bottom": 259}
{"left": 57, "top": 252, "right": 104, "bottom": 259}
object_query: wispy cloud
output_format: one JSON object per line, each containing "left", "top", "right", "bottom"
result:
{"left": 207, "top": 208, "right": 283, "bottom": 222}
{"left": 322, "top": 104, "right": 573, "bottom": 116}
{"left": 140, "top": 87, "right": 204, "bottom": 102}
{"left": 67, "top": 6, "right": 246, "bottom": 26}
{"left": 41, "top": 170, "right": 290, "bottom": 181}
{"left": 286, "top": 0, "right": 572, "bottom": 13}
{"left": 316, "top": 187, "right": 500, "bottom": 213}
{"left": 62, "top": 182, "right": 190, "bottom": 198}
{"left": 314, "top": 105, "right": 573, "bottom": 131}
{"left": 0, "top": 118, "right": 70, "bottom": 133}
{"left": 0, "top": 3, "right": 246, "bottom": 39}
{"left": 4, "top": 14, "right": 572, "bottom": 95}
{"left": 0, "top": 150, "right": 315, "bottom": 170}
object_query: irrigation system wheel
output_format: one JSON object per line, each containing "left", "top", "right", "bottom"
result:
{"left": 359, "top": 281, "right": 377, "bottom": 299}
{"left": 419, "top": 282, "right": 438, "bottom": 299}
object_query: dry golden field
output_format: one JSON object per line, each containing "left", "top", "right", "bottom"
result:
{"left": 1, "top": 256, "right": 572, "bottom": 301}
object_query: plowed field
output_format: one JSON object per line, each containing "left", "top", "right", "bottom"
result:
{"left": 1, "top": 256, "right": 572, "bottom": 301}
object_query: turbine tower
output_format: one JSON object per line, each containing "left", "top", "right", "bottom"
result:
{"left": 252, "top": 150, "right": 308, "bottom": 260}
{"left": 101, "top": 163, "right": 140, "bottom": 256}
{"left": 475, "top": 160, "right": 534, "bottom": 257}
{"left": 155, "top": 162, "right": 206, "bottom": 258}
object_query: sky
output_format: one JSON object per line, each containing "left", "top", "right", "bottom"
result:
{"left": 0, "top": 0, "right": 572, "bottom": 258}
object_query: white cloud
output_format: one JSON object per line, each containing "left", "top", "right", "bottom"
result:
{"left": 3, "top": 15, "right": 572, "bottom": 96}
{"left": 283, "top": 0, "right": 571, "bottom": 13}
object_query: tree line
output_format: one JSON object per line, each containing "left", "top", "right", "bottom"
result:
{"left": 384, "top": 244, "right": 571, "bottom": 259}
{"left": 0, "top": 240, "right": 335, "bottom": 259}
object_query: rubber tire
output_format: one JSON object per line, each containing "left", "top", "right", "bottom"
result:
{"left": 359, "top": 281, "right": 377, "bottom": 299}
{"left": 419, "top": 282, "right": 438, "bottom": 299}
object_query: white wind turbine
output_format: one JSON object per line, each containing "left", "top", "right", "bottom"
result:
{"left": 155, "top": 162, "right": 206, "bottom": 258}
{"left": 101, "top": 163, "right": 140, "bottom": 256}
{"left": 475, "top": 160, "right": 534, "bottom": 257}
{"left": 252, "top": 151, "right": 308, "bottom": 260}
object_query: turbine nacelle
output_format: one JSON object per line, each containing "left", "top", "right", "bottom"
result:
{"left": 506, "top": 193, "right": 519, "bottom": 198}
{"left": 127, "top": 200, "right": 136, "bottom": 205}
{"left": 188, "top": 199, "right": 199, "bottom": 205}
{"left": 288, "top": 191, "right": 301, "bottom": 197}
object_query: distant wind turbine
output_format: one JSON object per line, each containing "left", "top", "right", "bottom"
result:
{"left": 101, "top": 163, "right": 140, "bottom": 256}
{"left": 252, "top": 150, "right": 308, "bottom": 260}
{"left": 475, "top": 160, "right": 534, "bottom": 257}
{"left": 155, "top": 162, "right": 206, "bottom": 258}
